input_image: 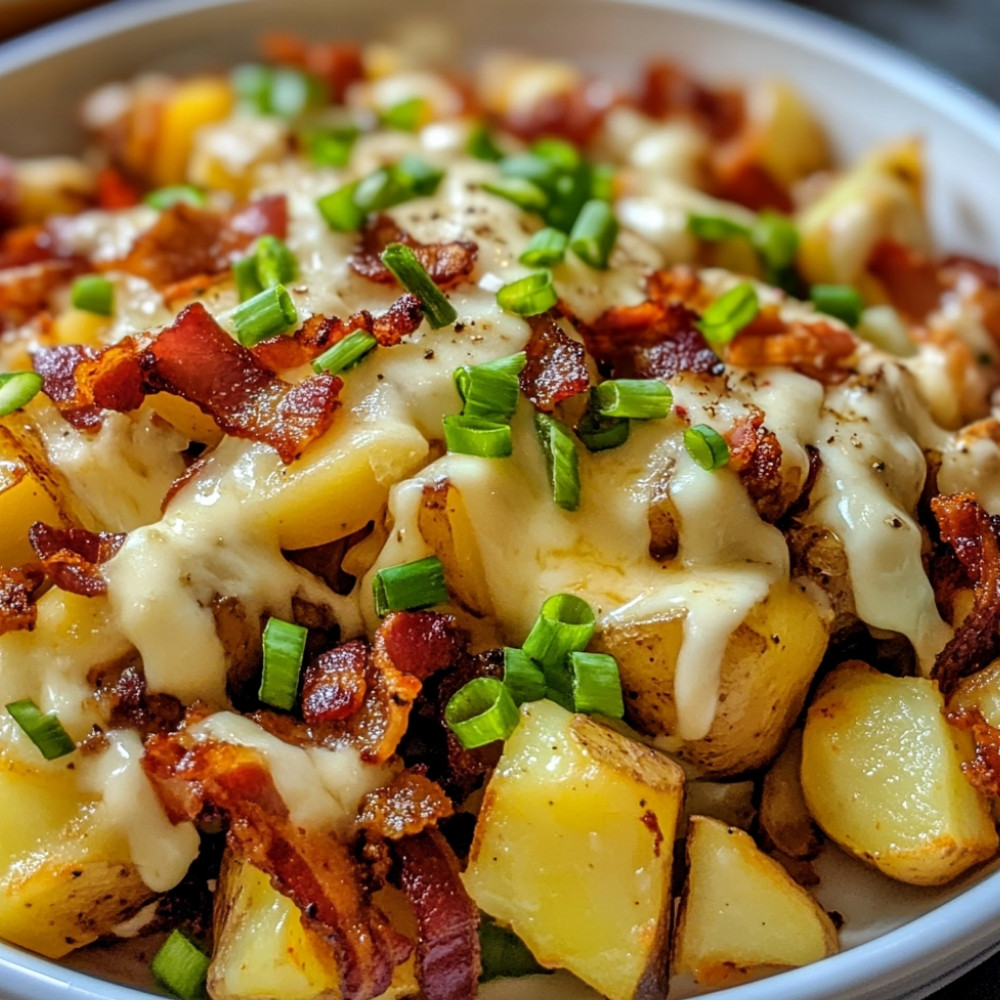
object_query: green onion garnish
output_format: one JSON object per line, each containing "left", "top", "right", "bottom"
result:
{"left": 70, "top": 275, "right": 114, "bottom": 317}
{"left": 373, "top": 556, "right": 448, "bottom": 617}
{"left": 230, "top": 284, "right": 298, "bottom": 347}
{"left": 300, "top": 123, "right": 359, "bottom": 168}
{"left": 811, "top": 284, "right": 865, "bottom": 328}
{"left": 575, "top": 404, "right": 630, "bottom": 452}
{"left": 232, "top": 63, "right": 274, "bottom": 115}
{"left": 482, "top": 177, "right": 549, "bottom": 213}
{"left": 535, "top": 412, "right": 580, "bottom": 511}
{"left": 589, "top": 163, "right": 615, "bottom": 203}
{"left": 316, "top": 180, "right": 365, "bottom": 232}
{"left": 496, "top": 271, "right": 557, "bottom": 317}
{"left": 687, "top": 213, "right": 751, "bottom": 242}
{"left": 684, "top": 424, "right": 730, "bottom": 471}
{"left": 531, "top": 138, "right": 582, "bottom": 171}
{"left": 566, "top": 651, "right": 624, "bottom": 718}
{"left": 258, "top": 617, "right": 308, "bottom": 711}
{"left": 568, "top": 199, "right": 618, "bottom": 269}
{"left": 266, "top": 67, "right": 326, "bottom": 118}
{"left": 519, "top": 228, "right": 568, "bottom": 268}
{"left": 445, "top": 677, "right": 520, "bottom": 750}
{"left": 6, "top": 699, "right": 75, "bottom": 760}
{"left": 479, "top": 917, "right": 549, "bottom": 982}
{"left": 353, "top": 166, "right": 412, "bottom": 215}
{"left": 150, "top": 929, "right": 211, "bottom": 1000}
{"left": 751, "top": 211, "right": 799, "bottom": 277}
{"left": 380, "top": 243, "right": 457, "bottom": 329}
{"left": 233, "top": 254, "right": 263, "bottom": 303}
{"left": 144, "top": 185, "right": 206, "bottom": 210}
{"left": 697, "top": 282, "right": 760, "bottom": 345}
{"left": 500, "top": 153, "right": 562, "bottom": 192}
{"left": 254, "top": 234, "right": 298, "bottom": 289}
{"left": 381, "top": 96, "right": 429, "bottom": 132}
{"left": 453, "top": 352, "right": 526, "bottom": 422}
{"left": 0, "top": 372, "right": 44, "bottom": 418}
{"left": 396, "top": 154, "right": 446, "bottom": 197}
{"left": 522, "top": 593, "right": 595, "bottom": 677}
{"left": 593, "top": 379, "right": 673, "bottom": 420}
{"left": 311, "top": 330, "right": 377, "bottom": 375}
{"left": 545, "top": 166, "right": 591, "bottom": 233}
{"left": 502, "top": 647, "right": 546, "bottom": 706}
{"left": 443, "top": 415, "right": 513, "bottom": 458}
{"left": 467, "top": 123, "right": 504, "bottom": 162}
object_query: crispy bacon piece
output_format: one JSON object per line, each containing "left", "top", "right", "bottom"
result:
{"left": 261, "top": 34, "right": 364, "bottom": 103}
{"left": 96, "top": 167, "right": 140, "bottom": 210}
{"left": 302, "top": 640, "right": 369, "bottom": 723}
{"left": 725, "top": 410, "right": 792, "bottom": 523}
{"left": 947, "top": 708, "right": 1000, "bottom": 797}
{"left": 33, "top": 343, "right": 125, "bottom": 430}
{"left": 394, "top": 829, "right": 481, "bottom": 1000}
{"left": 519, "top": 313, "right": 590, "bottom": 411}
{"left": 28, "top": 523, "right": 125, "bottom": 597}
{"left": 500, "top": 79, "right": 620, "bottom": 146}
{"left": 90, "top": 661, "right": 184, "bottom": 737}
{"left": 867, "top": 240, "right": 946, "bottom": 324}
{"left": 638, "top": 62, "right": 743, "bottom": 142}
{"left": 350, "top": 215, "right": 478, "bottom": 290}
{"left": 0, "top": 258, "right": 86, "bottom": 329}
{"left": 374, "top": 611, "right": 466, "bottom": 682}
{"left": 114, "top": 195, "right": 287, "bottom": 290}
{"left": 0, "top": 565, "right": 45, "bottom": 636}
{"left": 143, "top": 734, "right": 410, "bottom": 1000}
{"left": 931, "top": 493, "right": 1000, "bottom": 695}
{"left": 358, "top": 771, "right": 454, "bottom": 841}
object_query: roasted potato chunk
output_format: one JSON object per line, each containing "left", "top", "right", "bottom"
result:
{"left": 759, "top": 730, "right": 820, "bottom": 860}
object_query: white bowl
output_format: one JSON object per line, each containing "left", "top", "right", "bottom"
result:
{"left": 2, "top": 1, "right": 1000, "bottom": 999}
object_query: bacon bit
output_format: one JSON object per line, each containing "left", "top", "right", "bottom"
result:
{"left": 500, "top": 79, "right": 621, "bottom": 147}
{"left": 28, "top": 523, "right": 125, "bottom": 597}
{"left": 260, "top": 34, "right": 364, "bottom": 103}
{"left": 0, "top": 565, "right": 45, "bottom": 636}
{"left": 867, "top": 240, "right": 945, "bottom": 324}
{"left": 143, "top": 734, "right": 410, "bottom": 1000}
{"left": 725, "top": 410, "right": 792, "bottom": 523}
{"left": 947, "top": 708, "right": 1000, "bottom": 797}
{"left": 90, "top": 661, "right": 184, "bottom": 737}
{"left": 712, "top": 157, "right": 793, "bottom": 214}
{"left": 394, "top": 829, "right": 481, "bottom": 1000}
{"left": 0, "top": 258, "right": 86, "bottom": 329}
{"left": 357, "top": 771, "right": 454, "bottom": 841}
{"left": 33, "top": 343, "right": 119, "bottom": 430}
{"left": 375, "top": 611, "right": 467, "bottom": 682}
{"left": 302, "top": 640, "right": 369, "bottom": 723}
{"left": 931, "top": 494, "right": 1000, "bottom": 695}
{"left": 519, "top": 313, "right": 590, "bottom": 411}
{"left": 350, "top": 215, "right": 478, "bottom": 290}
{"left": 638, "top": 62, "right": 743, "bottom": 142}
{"left": 96, "top": 167, "right": 141, "bottom": 210}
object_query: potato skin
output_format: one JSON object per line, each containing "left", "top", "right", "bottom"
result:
{"left": 596, "top": 581, "right": 828, "bottom": 777}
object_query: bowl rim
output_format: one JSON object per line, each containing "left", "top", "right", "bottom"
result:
{"left": 2, "top": 1, "right": 1000, "bottom": 999}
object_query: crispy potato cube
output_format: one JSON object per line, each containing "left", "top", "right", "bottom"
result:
{"left": 595, "top": 582, "right": 827, "bottom": 776}
{"left": 153, "top": 77, "right": 234, "bottom": 187}
{"left": 673, "top": 816, "right": 838, "bottom": 986}
{"left": 759, "top": 730, "right": 820, "bottom": 860}
{"left": 801, "top": 661, "right": 998, "bottom": 885}
{"left": 464, "top": 699, "right": 684, "bottom": 1000}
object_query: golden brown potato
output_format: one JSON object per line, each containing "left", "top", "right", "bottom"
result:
{"left": 801, "top": 661, "right": 998, "bottom": 886}
{"left": 759, "top": 730, "right": 820, "bottom": 860}
{"left": 595, "top": 581, "right": 828, "bottom": 776}
{"left": 464, "top": 699, "right": 684, "bottom": 1000}
{"left": 673, "top": 816, "right": 838, "bottom": 987}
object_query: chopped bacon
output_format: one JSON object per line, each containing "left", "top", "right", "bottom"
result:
{"left": 394, "top": 829, "right": 481, "bottom": 1000}
{"left": 638, "top": 62, "right": 743, "bottom": 142}
{"left": 358, "top": 771, "right": 454, "bottom": 841}
{"left": 519, "top": 313, "right": 590, "bottom": 411}
{"left": 114, "top": 195, "right": 287, "bottom": 290}
{"left": 28, "top": 523, "right": 125, "bottom": 597}
{"left": 302, "top": 639, "right": 369, "bottom": 723}
{"left": 867, "top": 240, "right": 945, "bottom": 324}
{"left": 90, "top": 661, "right": 184, "bottom": 737}
{"left": 947, "top": 708, "right": 1000, "bottom": 797}
{"left": 33, "top": 343, "right": 121, "bottom": 430}
{"left": 0, "top": 565, "right": 45, "bottom": 636}
{"left": 143, "top": 733, "right": 411, "bottom": 1000}
{"left": 931, "top": 493, "right": 1000, "bottom": 695}
{"left": 96, "top": 167, "right": 140, "bottom": 210}
{"left": 260, "top": 34, "right": 364, "bottom": 103}
{"left": 0, "top": 258, "right": 86, "bottom": 329}
{"left": 500, "top": 79, "right": 621, "bottom": 147}
{"left": 725, "top": 410, "right": 792, "bottom": 523}
{"left": 350, "top": 215, "right": 478, "bottom": 290}
{"left": 711, "top": 157, "right": 793, "bottom": 214}
{"left": 374, "top": 612, "right": 467, "bottom": 682}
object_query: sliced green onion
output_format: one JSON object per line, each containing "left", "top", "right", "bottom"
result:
{"left": 575, "top": 405, "right": 630, "bottom": 452}
{"left": 6, "top": 699, "right": 75, "bottom": 760}
{"left": 443, "top": 415, "right": 513, "bottom": 458}
{"left": 522, "top": 593, "right": 595, "bottom": 678}
{"left": 496, "top": 271, "right": 557, "bottom": 317}
{"left": 467, "top": 123, "right": 504, "bottom": 162}
{"left": 453, "top": 352, "right": 526, "bottom": 422}
{"left": 233, "top": 254, "right": 263, "bottom": 303}
{"left": 232, "top": 63, "right": 274, "bottom": 115}
{"left": 311, "top": 330, "right": 377, "bottom": 375}
{"left": 751, "top": 211, "right": 799, "bottom": 276}
{"left": 500, "top": 153, "right": 561, "bottom": 191}
{"left": 482, "top": 177, "right": 549, "bottom": 213}
{"left": 594, "top": 379, "right": 673, "bottom": 420}
{"left": 535, "top": 412, "right": 580, "bottom": 511}
{"left": 568, "top": 199, "right": 618, "bottom": 269}
{"left": 267, "top": 67, "right": 327, "bottom": 118}
{"left": 544, "top": 164, "right": 591, "bottom": 233}
{"left": 317, "top": 180, "right": 364, "bottom": 232}
{"left": 380, "top": 243, "right": 457, "bottom": 329}
{"left": 684, "top": 424, "right": 730, "bottom": 471}
{"left": 479, "top": 916, "right": 549, "bottom": 982}
{"left": 258, "top": 617, "right": 308, "bottom": 711}
{"left": 445, "top": 677, "right": 520, "bottom": 750}
{"left": 502, "top": 647, "right": 546, "bottom": 705}
{"left": 254, "top": 234, "right": 298, "bottom": 288}
{"left": 150, "top": 929, "right": 211, "bottom": 1000}
{"left": 589, "top": 163, "right": 615, "bottom": 203}
{"left": 0, "top": 372, "right": 44, "bottom": 417}
{"left": 353, "top": 166, "right": 412, "bottom": 215}
{"left": 230, "top": 284, "right": 298, "bottom": 347}
{"left": 373, "top": 556, "right": 448, "bottom": 617}
{"left": 300, "top": 123, "right": 359, "bottom": 168}
{"left": 566, "top": 650, "right": 624, "bottom": 718}
{"left": 144, "top": 185, "right": 206, "bottom": 210}
{"left": 687, "top": 213, "right": 751, "bottom": 242}
{"left": 697, "top": 282, "right": 760, "bottom": 345}
{"left": 531, "top": 138, "right": 582, "bottom": 171}
{"left": 70, "top": 275, "right": 114, "bottom": 317}
{"left": 811, "top": 284, "right": 865, "bottom": 328}
{"left": 519, "top": 228, "right": 568, "bottom": 267}
{"left": 396, "top": 154, "right": 445, "bottom": 197}
{"left": 381, "top": 96, "right": 429, "bottom": 132}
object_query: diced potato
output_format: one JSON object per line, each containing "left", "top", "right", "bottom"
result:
{"left": 759, "top": 730, "right": 820, "bottom": 860}
{"left": 464, "top": 699, "right": 684, "bottom": 1000}
{"left": 153, "top": 77, "right": 234, "bottom": 187}
{"left": 209, "top": 852, "right": 417, "bottom": 1000}
{"left": 595, "top": 581, "right": 828, "bottom": 777}
{"left": 801, "top": 661, "right": 998, "bottom": 885}
{"left": 673, "top": 816, "right": 837, "bottom": 986}
{"left": 51, "top": 308, "right": 110, "bottom": 349}
{"left": 144, "top": 394, "right": 224, "bottom": 449}
{"left": 13, "top": 157, "right": 96, "bottom": 223}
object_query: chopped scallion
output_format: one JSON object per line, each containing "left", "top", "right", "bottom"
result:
{"left": 575, "top": 404, "right": 630, "bottom": 452}
{"left": 373, "top": 556, "right": 448, "bottom": 617}
{"left": 144, "top": 185, "right": 206, "bottom": 210}
{"left": 6, "top": 698, "right": 75, "bottom": 760}
{"left": 500, "top": 153, "right": 562, "bottom": 192}
{"left": 230, "top": 284, "right": 298, "bottom": 346}
{"left": 522, "top": 593, "right": 595, "bottom": 677}
{"left": 589, "top": 163, "right": 615, "bottom": 203}
{"left": 751, "top": 211, "right": 799, "bottom": 277}
{"left": 0, "top": 372, "right": 44, "bottom": 418}
{"left": 232, "top": 63, "right": 274, "bottom": 115}
{"left": 233, "top": 254, "right": 263, "bottom": 302}
{"left": 543, "top": 164, "right": 591, "bottom": 233}
{"left": 697, "top": 282, "right": 759, "bottom": 345}
{"left": 568, "top": 199, "right": 618, "bottom": 269}
{"left": 593, "top": 379, "right": 673, "bottom": 420}
{"left": 258, "top": 617, "right": 308, "bottom": 711}
{"left": 566, "top": 650, "right": 624, "bottom": 717}
{"left": 531, "top": 138, "right": 582, "bottom": 171}
{"left": 380, "top": 243, "right": 457, "bottom": 329}
{"left": 481, "top": 177, "right": 549, "bottom": 213}
{"left": 687, "top": 213, "right": 751, "bottom": 242}
{"left": 535, "top": 412, "right": 580, "bottom": 511}
{"left": 453, "top": 352, "right": 526, "bottom": 422}
{"left": 811, "top": 284, "right": 865, "bottom": 328}
{"left": 267, "top": 67, "right": 327, "bottom": 118}
{"left": 381, "top": 96, "right": 429, "bottom": 132}
{"left": 519, "top": 227, "right": 568, "bottom": 268}
{"left": 396, "top": 154, "right": 445, "bottom": 197}
{"left": 316, "top": 180, "right": 364, "bottom": 232}
{"left": 71, "top": 275, "right": 114, "bottom": 316}
{"left": 300, "top": 123, "right": 359, "bottom": 168}
{"left": 254, "top": 234, "right": 298, "bottom": 289}
{"left": 502, "top": 647, "right": 546, "bottom": 705}
{"left": 311, "top": 329, "right": 377, "bottom": 375}
{"left": 467, "top": 123, "right": 504, "bottom": 162}
{"left": 443, "top": 415, "right": 513, "bottom": 458}
{"left": 684, "top": 424, "right": 730, "bottom": 471}
{"left": 353, "top": 166, "right": 412, "bottom": 215}
{"left": 496, "top": 270, "right": 557, "bottom": 317}
{"left": 150, "top": 929, "right": 211, "bottom": 1000}
{"left": 445, "top": 677, "right": 520, "bottom": 750}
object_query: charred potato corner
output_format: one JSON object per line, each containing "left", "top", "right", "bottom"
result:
{"left": 2, "top": 25, "right": 1000, "bottom": 1000}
